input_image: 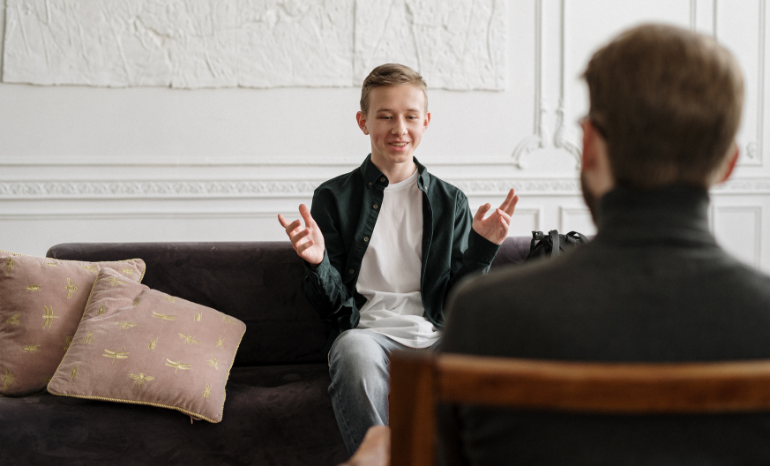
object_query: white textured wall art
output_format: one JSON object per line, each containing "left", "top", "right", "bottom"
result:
{"left": 354, "top": 0, "right": 506, "bottom": 90}
{"left": 2, "top": 0, "right": 506, "bottom": 90}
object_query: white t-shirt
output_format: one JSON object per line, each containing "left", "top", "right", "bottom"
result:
{"left": 355, "top": 169, "right": 441, "bottom": 348}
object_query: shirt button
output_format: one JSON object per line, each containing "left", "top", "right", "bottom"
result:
{"left": 373, "top": 204, "right": 379, "bottom": 209}
{"left": 364, "top": 236, "right": 369, "bottom": 242}
{"left": 380, "top": 177, "right": 386, "bottom": 182}
{"left": 368, "top": 182, "right": 372, "bottom": 186}
{"left": 349, "top": 269, "right": 355, "bottom": 274}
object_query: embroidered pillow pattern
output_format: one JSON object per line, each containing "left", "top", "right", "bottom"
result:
{"left": 0, "top": 251, "right": 145, "bottom": 396}
{"left": 47, "top": 268, "right": 246, "bottom": 423}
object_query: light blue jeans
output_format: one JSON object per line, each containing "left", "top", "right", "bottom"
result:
{"left": 328, "top": 329, "right": 440, "bottom": 454}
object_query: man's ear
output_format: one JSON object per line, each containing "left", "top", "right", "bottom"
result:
{"left": 423, "top": 112, "right": 431, "bottom": 131}
{"left": 581, "top": 119, "right": 599, "bottom": 170}
{"left": 718, "top": 143, "right": 740, "bottom": 183}
{"left": 356, "top": 111, "right": 369, "bottom": 135}
{"left": 581, "top": 119, "right": 615, "bottom": 197}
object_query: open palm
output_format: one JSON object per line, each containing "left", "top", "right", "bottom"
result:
{"left": 278, "top": 204, "right": 326, "bottom": 265}
{"left": 472, "top": 189, "right": 519, "bottom": 245}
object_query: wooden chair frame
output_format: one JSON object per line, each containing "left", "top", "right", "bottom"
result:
{"left": 389, "top": 351, "right": 770, "bottom": 466}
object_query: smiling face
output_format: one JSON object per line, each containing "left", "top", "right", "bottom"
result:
{"left": 356, "top": 83, "right": 431, "bottom": 172}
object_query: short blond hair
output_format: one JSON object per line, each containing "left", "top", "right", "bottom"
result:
{"left": 583, "top": 24, "right": 744, "bottom": 188}
{"left": 360, "top": 63, "right": 428, "bottom": 116}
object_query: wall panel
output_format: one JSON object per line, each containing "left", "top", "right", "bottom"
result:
{"left": 711, "top": 205, "right": 763, "bottom": 267}
{"left": 559, "top": 207, "right": 595, "bottom": 236}
{"left": 716, "top": 0, "right": 766, "bottom": 167}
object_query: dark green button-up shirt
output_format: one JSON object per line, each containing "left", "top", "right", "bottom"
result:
{"left": 305, "top": 154, "right": 501, "bottom": 349}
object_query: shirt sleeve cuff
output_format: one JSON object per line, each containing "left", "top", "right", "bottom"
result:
{"left": 304, "top": 249, "right": 331, "bottom": 279}
{"left": 467, "top": 229, "right": 501, "bottom": 263}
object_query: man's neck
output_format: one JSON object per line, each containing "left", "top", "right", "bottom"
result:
{"left": 370, "top": 155, "right": 417, "bottom": 184}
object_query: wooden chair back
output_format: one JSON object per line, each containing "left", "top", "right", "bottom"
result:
{"left": 389, "top": 351, "right": 770, "bottom": 466}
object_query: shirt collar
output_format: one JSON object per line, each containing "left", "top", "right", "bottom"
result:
{"left": 359, "top": 153, "right": 431, "bottom": 191}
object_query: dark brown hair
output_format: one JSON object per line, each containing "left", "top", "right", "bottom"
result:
{"left": 360, "top": 63, "right": 428, "bottom": 116}
{"left": 583, "top": 24, "right": 744, "bottom": 188}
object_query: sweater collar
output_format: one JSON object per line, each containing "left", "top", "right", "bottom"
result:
{"left": 594, "top": 185, "right": 716, "bottom": 246}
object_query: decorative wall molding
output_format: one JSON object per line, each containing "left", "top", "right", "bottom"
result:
{"left": 0, "top": 180, "right": 321, "bottom": 199}
{"left": 2, "top": 177, "right": 770, "bottom": 200}
{"left": 0, "top": 211, "right": 287, "bottom": 220}
{"left": 710, "top": 177, "right": 770, "bottom": 193}
{"left": 451, "top": 178, "right": 579, "bottom": 196}
{"left": 513, "top": 0, "right": 572, "bottom": 168}
{"left": 552, "top": 0, "right": 581, "bottom": 168}
{"left": 0, "top": 155, "right": 519, "bottom": 167}
{"left": 739, "top": 0, "right": 766, "bottom": 166}
{"left": 512, "top": 0, "right": 767, "bottom": 169}
{"left": 0, "top": 178, "right": 582, "bottom": 199}
{"left": 511, "top": 0, "right": 582, "bottom": 169}
{"left": 511, "top": 0, "right": 546, "bottom": 169}
{"left": 690, "top": 0, "right": 697, "bottom": 31}
{"left": 0, "top": 157, "right": 362, "bottom": 167}
{"left": 704, "top": 0, "right": 766, "bottom": 166}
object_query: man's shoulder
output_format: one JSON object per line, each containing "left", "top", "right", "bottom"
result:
{"left": 712, "top": 250, "right": 770, "bottom": 295}
{"left": 425, "top": 172, "right": 465, "bottom": 199}
{"left": 442, "top": 253, "right": 587, "bottom": 355}
{"left": 454, "top": 248, "right": 588, "bottom": 302}
{"left": 444, "top": 240, "right": 770, "bottom": 358}
{"left": 454, "top": 240, "right": 770, "bottom": 307}
{"left": 314, "top": 165, "right": 362, "bottom": 195}
{"left": 422, "top": 172, "right": 469, "bottom": 216}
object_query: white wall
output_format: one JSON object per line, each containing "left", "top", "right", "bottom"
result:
{"left": 1, "top": 0, "right": 769, "bottom": 273}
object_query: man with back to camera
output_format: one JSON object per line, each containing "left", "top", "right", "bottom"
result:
{"left": 439, "top": 24, "right": 770, "bottom": 465}
{"left": 277, "top": 63, "right": 519, "bottom": 455}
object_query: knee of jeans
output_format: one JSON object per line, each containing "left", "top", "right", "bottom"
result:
{"left": 329, "top": 331, "right": 385, "bottom": 375}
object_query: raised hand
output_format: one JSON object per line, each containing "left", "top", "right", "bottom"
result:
{"left": 278, "top": 204, "right": 326, "bottom": 266}
{"left": 472, "top": 188, "right": 519, "bottom": 245}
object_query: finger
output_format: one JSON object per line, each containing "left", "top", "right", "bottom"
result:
{"left": 498, "top": 189, "right": 516, "bottom": 211}
{"left": 299, "top": 204, "right": 316, "bottom": 227}
{"left": 505, "top": 194, "right": 520, "bottom": 216}
{"left": 473, "top": 203, "right": 492, "bottom": 222}
{"left": 284, "top": 219, "right": 302, "bottom": 235}
{"left": 290, "top": 228, "right": 311, "bottom": 246}
{"left": 297, "top": 239, "right": 315, "bottom": 254}
{"left": 497, "top": 209, "right": 511, "bottom": 224}
{"left": 277, "top": 214, "right": 290, "bottom": 228}
{"left": 499, "top": 215, "right": 509, "bottom": 229}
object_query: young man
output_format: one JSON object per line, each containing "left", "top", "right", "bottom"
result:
{"left": 440, "top": 24, "right": 770, "bottom": 464}
{"left": 278, "top": 63, "right": 518, "bottom": 454}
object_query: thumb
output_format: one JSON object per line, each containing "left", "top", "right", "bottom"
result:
{"left": 277, "top": 213, "right": 290, "bottom": 228}
{"left": 474, "top": 203, "right": 492, "bottom": 222}
{"left": 299, "top": 204, "right": 315, "bottom": 227}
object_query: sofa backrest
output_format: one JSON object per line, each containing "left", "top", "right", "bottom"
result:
{"left": 47, "top": 237, "right": 532, "bottom": 366}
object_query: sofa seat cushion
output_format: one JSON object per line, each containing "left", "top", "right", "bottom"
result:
{"left": 0, "top": 364, "right": 347, "bottom": 466}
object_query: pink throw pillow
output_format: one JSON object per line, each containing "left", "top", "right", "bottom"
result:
{"left": 0, "top": 250, "right": 145, "bottom": 396}
{"left": 47, "top": 268, "right": 246, "bottom": 423}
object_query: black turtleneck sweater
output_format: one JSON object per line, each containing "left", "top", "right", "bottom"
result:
{"left": 439, "top": 185, "right": 770, "bottom": 466}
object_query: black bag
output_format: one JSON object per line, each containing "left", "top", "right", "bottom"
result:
{"left": 525, "top": 230, "right": 589, "bottom": 262}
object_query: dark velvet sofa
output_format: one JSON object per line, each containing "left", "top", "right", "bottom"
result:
{"left": 0, "top": 238, "right": 531, "bottom": 465}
